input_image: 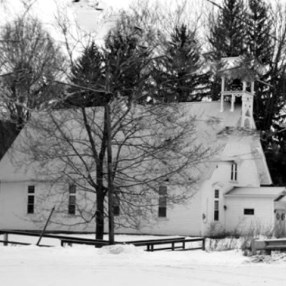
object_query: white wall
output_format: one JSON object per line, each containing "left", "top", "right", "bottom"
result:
{"left": 0, "top": 181, "right": 38, "bottom": 230}
{"left": 0, "top": 181, "right": 96, "bottom": 232}
{"left": 0, "top": 180, "right": 204, "bottom": 236}
{"left": 129, "top": 190, "right": 202, "bottom": 236}
{"left": 225, "top": 197, "right": 274, "bottom": 235}
{"left": 197, "top": 133, "right": 269, "bottom": 236}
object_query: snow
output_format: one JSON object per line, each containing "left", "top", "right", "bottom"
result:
{"left": 1, "top": 235, "right": 286, "bottom": 286}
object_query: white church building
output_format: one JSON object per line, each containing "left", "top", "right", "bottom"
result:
{"left": 0, "top": 57, "right": 286, "bottom": 237}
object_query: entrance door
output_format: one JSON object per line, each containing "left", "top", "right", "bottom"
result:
{"left": 275, "top": 209, "right": 286, "bottom": 237}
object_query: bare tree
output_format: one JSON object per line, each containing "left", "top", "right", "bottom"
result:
{"left": 18, "top": 97, "right": 209, "bottom": 239}
{"left": 11, "top": 13, "right": 210, "bottom": 240}
{"left": 0, "top": 16, "right": 65, "bottom": 128}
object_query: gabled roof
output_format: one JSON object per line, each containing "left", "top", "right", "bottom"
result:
{"left": 0, "top": 101, "right": 271, "bottom": 185}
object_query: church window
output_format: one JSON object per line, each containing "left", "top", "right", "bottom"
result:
{"left": 231, "top": 163, "right": 238, "bottom": 181}
{"left": 214, "top": 189, "right": 219, "bottom": 199}
{"left": 27, "top": 185, "right": 35, "bottom": 214}
{"left": 158, "top": 186, "right": 167, "bottom": 217}
{"left": 214, "top": 189, "right": 220, "bottom": 221}
{"left": 68, "top": 184, "right": 76, "bottom": 215}
{"left": 214, "top": 200, "right": 219, "bottom": 221}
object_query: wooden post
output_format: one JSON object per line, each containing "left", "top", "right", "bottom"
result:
{"left": 3, "top": 233, "right": 8, "bottom": 246}
{"left": 202, "top": 238, "right": 206, "bottom": 250}
{"left": 220, "top": 76, "right": 225, "bottom": 112}
{"left": 36, "top": 206, "right": 55, "bottom": 246}
{"left": 230, "top": 94, "right": 235, "bottom": 112}
{"left": 251, "top": 81, "right": 255, "bottom": 94}
{"left": 243, "top": 81, "right": 247, "bottom": 91}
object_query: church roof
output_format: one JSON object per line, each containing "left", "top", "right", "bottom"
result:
{"left": 225, "top": 187, "right": 285, "bottom": 198}
{"left": 0, "top": 101, "right": 272, "bottom": 186}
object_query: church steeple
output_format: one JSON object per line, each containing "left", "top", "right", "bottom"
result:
{"left": 219, "top": 57, "right": 256, "bottom": 129}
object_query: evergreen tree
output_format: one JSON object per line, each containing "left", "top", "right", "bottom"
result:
{"left": 104, "top": 19, "right": 151, "bottom": 103}
{"left": 67, "top": 41, "right": 106, "bottom": 107}
{"left": 246, "top": 0, "right": 275, "bottom": 131}
{"left": 209, "top": 0, "right": 247, "bottom": 59}
{"left": 152, "top": 24, "right": 208, "bottom": 102}
{"left": 247, "top": 0, "right": 273, "bottom": 65}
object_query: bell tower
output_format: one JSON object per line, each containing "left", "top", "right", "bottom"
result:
{"left": 219, "top": 57, "right": 256, "bottom": 129}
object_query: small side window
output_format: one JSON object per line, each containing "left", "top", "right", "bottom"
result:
{"left": 244, "top": 208, "right": 254, "bottom": 215}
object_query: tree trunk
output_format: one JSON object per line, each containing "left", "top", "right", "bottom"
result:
{"left": 95, "top": 189, "right": 105, "bottom": 240}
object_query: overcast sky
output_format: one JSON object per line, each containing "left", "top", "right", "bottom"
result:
{"left": 1, "top": 0, "right": 285, "bottom": 34}
{"left": 1, "top": 0, "right": 286, "bottom": 55}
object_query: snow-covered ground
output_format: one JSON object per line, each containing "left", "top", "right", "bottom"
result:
{"left": 0, "top": 235, "right": 286, "bottom": 286}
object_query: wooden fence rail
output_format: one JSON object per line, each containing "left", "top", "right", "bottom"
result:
{"left": 0, "top": 230, "right": 205, "bottom": 252}
{"left": 124, "top": 237, "right": 205, "bottom": 252}
{"left": 251, "top": 239, "right": 286, "bottom": 254}
{"left": 0, "top": 230, "right": 109, "bottom": 247}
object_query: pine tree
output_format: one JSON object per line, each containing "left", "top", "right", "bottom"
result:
{"left": 209, "top": 0, "right": 247, "bottom": 59}
{"left": 246, "top": 0, "right": 275, "bottom": 131}
{"left": 68, "top": 41, "right": 106, "bottom": 107}
{"left": 104, "top": 21, "right": 151, "bottom": 103}
{"left": 247, "top": 0, "right": 273, "bottom": 65}
{"left": 152, "top": 24, "right": 207, "bottom": 102}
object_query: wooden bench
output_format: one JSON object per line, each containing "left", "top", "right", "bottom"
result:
{"left": 251, "top": 239, "right": 286, "bottom": 254}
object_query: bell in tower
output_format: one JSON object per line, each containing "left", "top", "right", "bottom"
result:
{"left": 218, "top": 57, "right": 256, "bottom": 129}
